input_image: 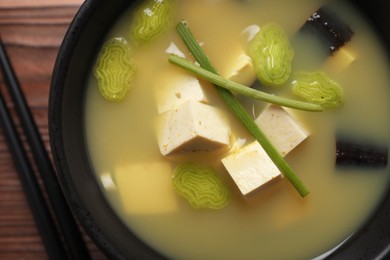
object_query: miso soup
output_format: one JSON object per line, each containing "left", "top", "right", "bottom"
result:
{"left": 84, "top": 0, "right": 390, "bottom": 259}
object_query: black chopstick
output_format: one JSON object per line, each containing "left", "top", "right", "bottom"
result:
{"left": 0, "top": 37, "right": 91, "bottom": 259}
{"left": 0, "top": 81, "right": 68, "bottom": 259}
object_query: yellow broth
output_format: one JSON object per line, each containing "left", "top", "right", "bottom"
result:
{"left": 84, "top": 0, "right": 390, "bottom": 259}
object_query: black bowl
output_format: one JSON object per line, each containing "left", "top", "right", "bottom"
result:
{"left": 49, "top": 0, "right": 390, "bottom": 259}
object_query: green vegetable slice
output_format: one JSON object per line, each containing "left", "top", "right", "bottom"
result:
{"left": 130, "top": 0, "right": 175, "bottom": 45}
{"left": 249, "top": 23, "right": 294, "bottom": 87}
{"left": 172, "top": 163, "right": 230, "bottom": 209}
{"left": 291, "top": 71, "right": 345, "bottom": 108}
{"left": 94, "top": 37, "right": 136, "bottom": 102}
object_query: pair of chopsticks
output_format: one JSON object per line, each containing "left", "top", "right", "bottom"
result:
{"left": 0, "top": 38, "right": 91, "bottom": 259}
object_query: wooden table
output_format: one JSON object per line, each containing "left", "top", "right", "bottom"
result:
{"left": 0, "top": 0, "right": 106, "bottom": 258}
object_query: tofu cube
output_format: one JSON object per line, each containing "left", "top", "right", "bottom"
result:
{"left": 100, "top": 172, "right": 117, "bottom": 191}
{"left": 115, "top": 161, "right": 178, "bottom": 215}
{"left": 222, "top": 105, "right": 309, "bottom": 196}
{"left": 157, "top": 100, "right": 231, "bottom": 156}
{"left": 241, "top": 24, "right": 260, "bottom": 42}
{"left": 165, "top": 42, "right": 186, "bottom": 58}
{"left": 221, "top": 141, "right": 281, "bottom": 196}
{"left": 221, "top": 50, "right": 257, "bottom": 87}
{"left": 324, "top": 46, "right": 356, "bottom": 72}
{"left": 155, "top": 70, "right": 209, "bottom": 114}
{"left": 255, "top": 105, "right": 309, "bottom": 156}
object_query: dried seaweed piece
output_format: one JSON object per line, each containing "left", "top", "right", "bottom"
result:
{"left": 336, "top": 138, "right": 388, "bottom": 168}
{"left": 299, "top": 6, "right": 354, "bottom": 55}
{"left": 172, "top": 163, "right": 230, "bottom": 209}
{"left": 94, "top": 37, "right": 136, "bottom": 101}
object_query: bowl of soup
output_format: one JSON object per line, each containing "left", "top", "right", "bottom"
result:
{"left": 49, "top": 0, "right": 390, "bottom": 259}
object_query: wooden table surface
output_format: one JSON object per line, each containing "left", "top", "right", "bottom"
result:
{"left": 0, "top": 0, "right": 107, "bottom": 259}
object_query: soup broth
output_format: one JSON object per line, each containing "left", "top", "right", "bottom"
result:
{"left": 84, "top": 0, "right": 390, "bottom": 259}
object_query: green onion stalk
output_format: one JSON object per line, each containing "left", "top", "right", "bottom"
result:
{"left": 174, "top": 20, "right": 310, "bottom": 197}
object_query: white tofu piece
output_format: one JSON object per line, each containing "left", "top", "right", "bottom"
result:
{"left": 115, "top": 161, "right": 178, "bottom": 215}
{"left": 241, "top": 24, "right": 260, "bottom": 42}
{"left": 157, "top": 100, "right": 231, "bottom": 156}
{"left": 165, "top": 42, "right": 186, "bottom": 58}
{"left": 324, "top": 46, "right": 356, "bottom": 72}
{"left": 222, "top": 105, "right": 309, "bottom": 196}
{"left": 221, "top": 141, "right": 281, "bottom": 196}
{"left": 229, "top": 137, "right": 247, "bottom": 152}
{"left": 155, "top": 70, "right": 209, "bottom": 114}
{"left": 255, "top": 105, "right": 309, "bottom": 156}
{"left": 222, "top": 51, "right": 257, "bottom": 87}
{"left": 100, "top": 172, "right": 117, "bottom": 191}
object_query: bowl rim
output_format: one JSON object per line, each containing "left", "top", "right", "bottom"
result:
{"left": 49, "top": 0, "right": 124, "bottom": 258}
{"left": 49, "top": 0, "right": 165, "bottom": 259}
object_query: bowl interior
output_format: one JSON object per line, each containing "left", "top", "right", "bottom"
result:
{"left": 49, "top": 0, "right": 390, "bottom": 259}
